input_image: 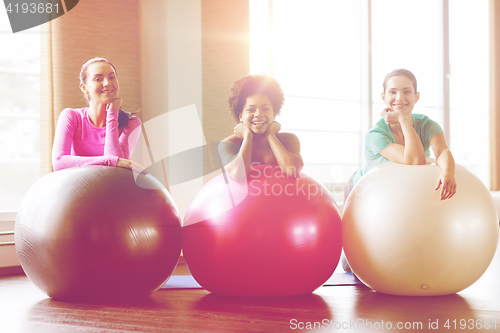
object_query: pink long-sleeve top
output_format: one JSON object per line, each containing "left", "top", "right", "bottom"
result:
{"left": 52, "top": 107, "right": 141, "bottom": 171}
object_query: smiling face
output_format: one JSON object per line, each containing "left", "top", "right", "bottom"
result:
{"left": 381, "top": 75, "right": 420, "bottom": 114}
{"left": 80, "top": 62, "right": 119, "bottom": 105}
{"left": 239, "top": 94, "right": 276, "bottom": 134}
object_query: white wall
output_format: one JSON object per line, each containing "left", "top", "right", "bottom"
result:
{"left": 140, "top": 0, "right": 204, "bottom": 222}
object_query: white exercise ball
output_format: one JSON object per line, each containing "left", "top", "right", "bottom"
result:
{"left": 343, "top": 162, "right": 499, "bottom": 296}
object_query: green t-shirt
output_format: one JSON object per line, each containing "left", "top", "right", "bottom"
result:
{"left": 353, "top": 114, "right": 443, "bottom": 185}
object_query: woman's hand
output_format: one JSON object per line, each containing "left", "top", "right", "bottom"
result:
{"left": 107, "top": 98, "right": 122, "bottom": 111}
{"left": 435, "top": 171, "right": 457, "bottom": 200}
{"left": 265, "top": 121, "right": 281, "bottom": 138}
{"left": 234, "top": 122, "right": 253, "bottom": 140}
{"left": 380, "top": 108, "right": 402, "bottom": 125}
{"left": 117, "top": 158, "right": 148, "bottom": 174}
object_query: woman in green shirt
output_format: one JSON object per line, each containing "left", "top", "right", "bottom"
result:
{"left": 342, "top": 69, "right": 457, "bottom": 274}
{"left": 345, "top": 69, "right": 457, "bottom": 202}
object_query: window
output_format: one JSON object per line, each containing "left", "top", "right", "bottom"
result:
{"left": 250, "top": 0, "right": 490, "bottom": 203}
{"left": 251, "top": 0, "right": 365, "bottom": 202}
{"left": 371, "top": 0, "right": 443, "bottom": 128}
{"left": 0, "top": 11, "right": 41, "bottom": 212}
{"left": 449, "top": 0, "right": 489, "bottom": 185}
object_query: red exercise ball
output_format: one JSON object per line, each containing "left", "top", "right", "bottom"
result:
{"left": 15, "top": 166, "right": 182, "bottom": 301}
{"left": 183, "top": 164, "right": 342, "bottom": 297}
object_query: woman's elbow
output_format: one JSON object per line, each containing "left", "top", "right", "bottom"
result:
{"left": 437, "top": 149, "right": 454, "bottom": 161}
{"left": 225, "top": 166, "right": 248, "bottom": 182}
{"left": 52, "top": 160, "right": 62, "bottom": 171}
{"left": 416, "top": 156, "right": 427, "bottom": 165}
{"left": 282, "top": 164, "right": 303, "bottom": 178}
{"left": 52, "top": 153, "right": 73, "bottom": 171}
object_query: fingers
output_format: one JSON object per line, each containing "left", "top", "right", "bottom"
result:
{"left": 435, "top": 178, "right": 442, "bottom": 191}
{"left": 266, "top": 121, "right": 281, "bottom": 136}
{"left": 131, "top": 160, "right": 148, "bottom": 174}
{"left": 435, "top": 176, "right": 450, "bottom": 200}
{"left": 439, "top": 178, "right": 451, "bottom": 200}
{"left": 437, "top": 180, "right": 457, "bottom": 201}
{"left": 108, "top": 98, "right": 122, "bottom": 111}
{"left": 381, "top": 108, "right": 398, "bottom": 124}
{"left": 126, "top": 160, "right": 147, "bottom": 174}
{"left": 274, "top": 121, "right": 281, "bottom": 131}
{"left": 380, "top": 108, "right": 391, "bottom": 117}
{"left": 233, "top": 123, "right": 243, "bottom": 138}
{"left": 439, "top": 178, "right": 446, "bottom": 198}
{"left": 444, "top": 183, "right": 456, "bottom": 200}
{"left": 448, "top": 183, "right": 456, "bottom": 199}
{"left": 117, "top": 158, "right": 148, "bottom": 174}
{"left": 234, "top": 122, "right": 253, "bottom": 139}
{"left": 440, "top": 184, "right": 447, "bottom": 200}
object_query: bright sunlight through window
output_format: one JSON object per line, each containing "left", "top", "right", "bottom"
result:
{"left": 250, "top": 0, "right": 489, "bottom": 202}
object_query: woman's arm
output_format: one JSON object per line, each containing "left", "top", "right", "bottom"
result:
{"left": 103, "top": 98, "right": 141, "bottom": 159}
{"left": 103, "top": 107, "right": 125, "bottom": 157}
{"left": 52, "top": 109, "right": 120, "bottom": 171}
{"left": 219, "top": 123, "right": 253, "bottom": 181}
{"left": 378, "top": 109, "right": 426, "bottom": 165}
{"left": 103, "top": 98, "right": 144, "bottom": 172}
{"left": 266, "top": 121, "right": 303, "bottom": 177}
{"left": 110, "top": 111, "right": 144, "bottom": 172}
{"left": 430, "top": 133, "right": 456, "bottom": 200}
{"left": 119, "top": 117, "right": 141, "bottom": 158}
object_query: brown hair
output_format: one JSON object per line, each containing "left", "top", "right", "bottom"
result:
{"left": 228, "top": 74, "right": 285, "bottom": 123}
{"left": 382, "top": 69, "right": 418, "bottom": 92}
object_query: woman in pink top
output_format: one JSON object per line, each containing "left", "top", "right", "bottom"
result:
{"left": 52, "top": 58, "right": 143, "bottom": 172}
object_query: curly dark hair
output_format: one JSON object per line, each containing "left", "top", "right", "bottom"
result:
{"left": 228, "top": 74, "right": 285, "bottom": 122}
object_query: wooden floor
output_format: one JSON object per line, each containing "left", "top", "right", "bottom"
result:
{"left": 1, "top": 241, "right": 500, "bottom": 333}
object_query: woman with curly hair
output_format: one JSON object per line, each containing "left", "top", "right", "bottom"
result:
{"left": 220, "top": 74, "right": 303, "bottom": 181}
